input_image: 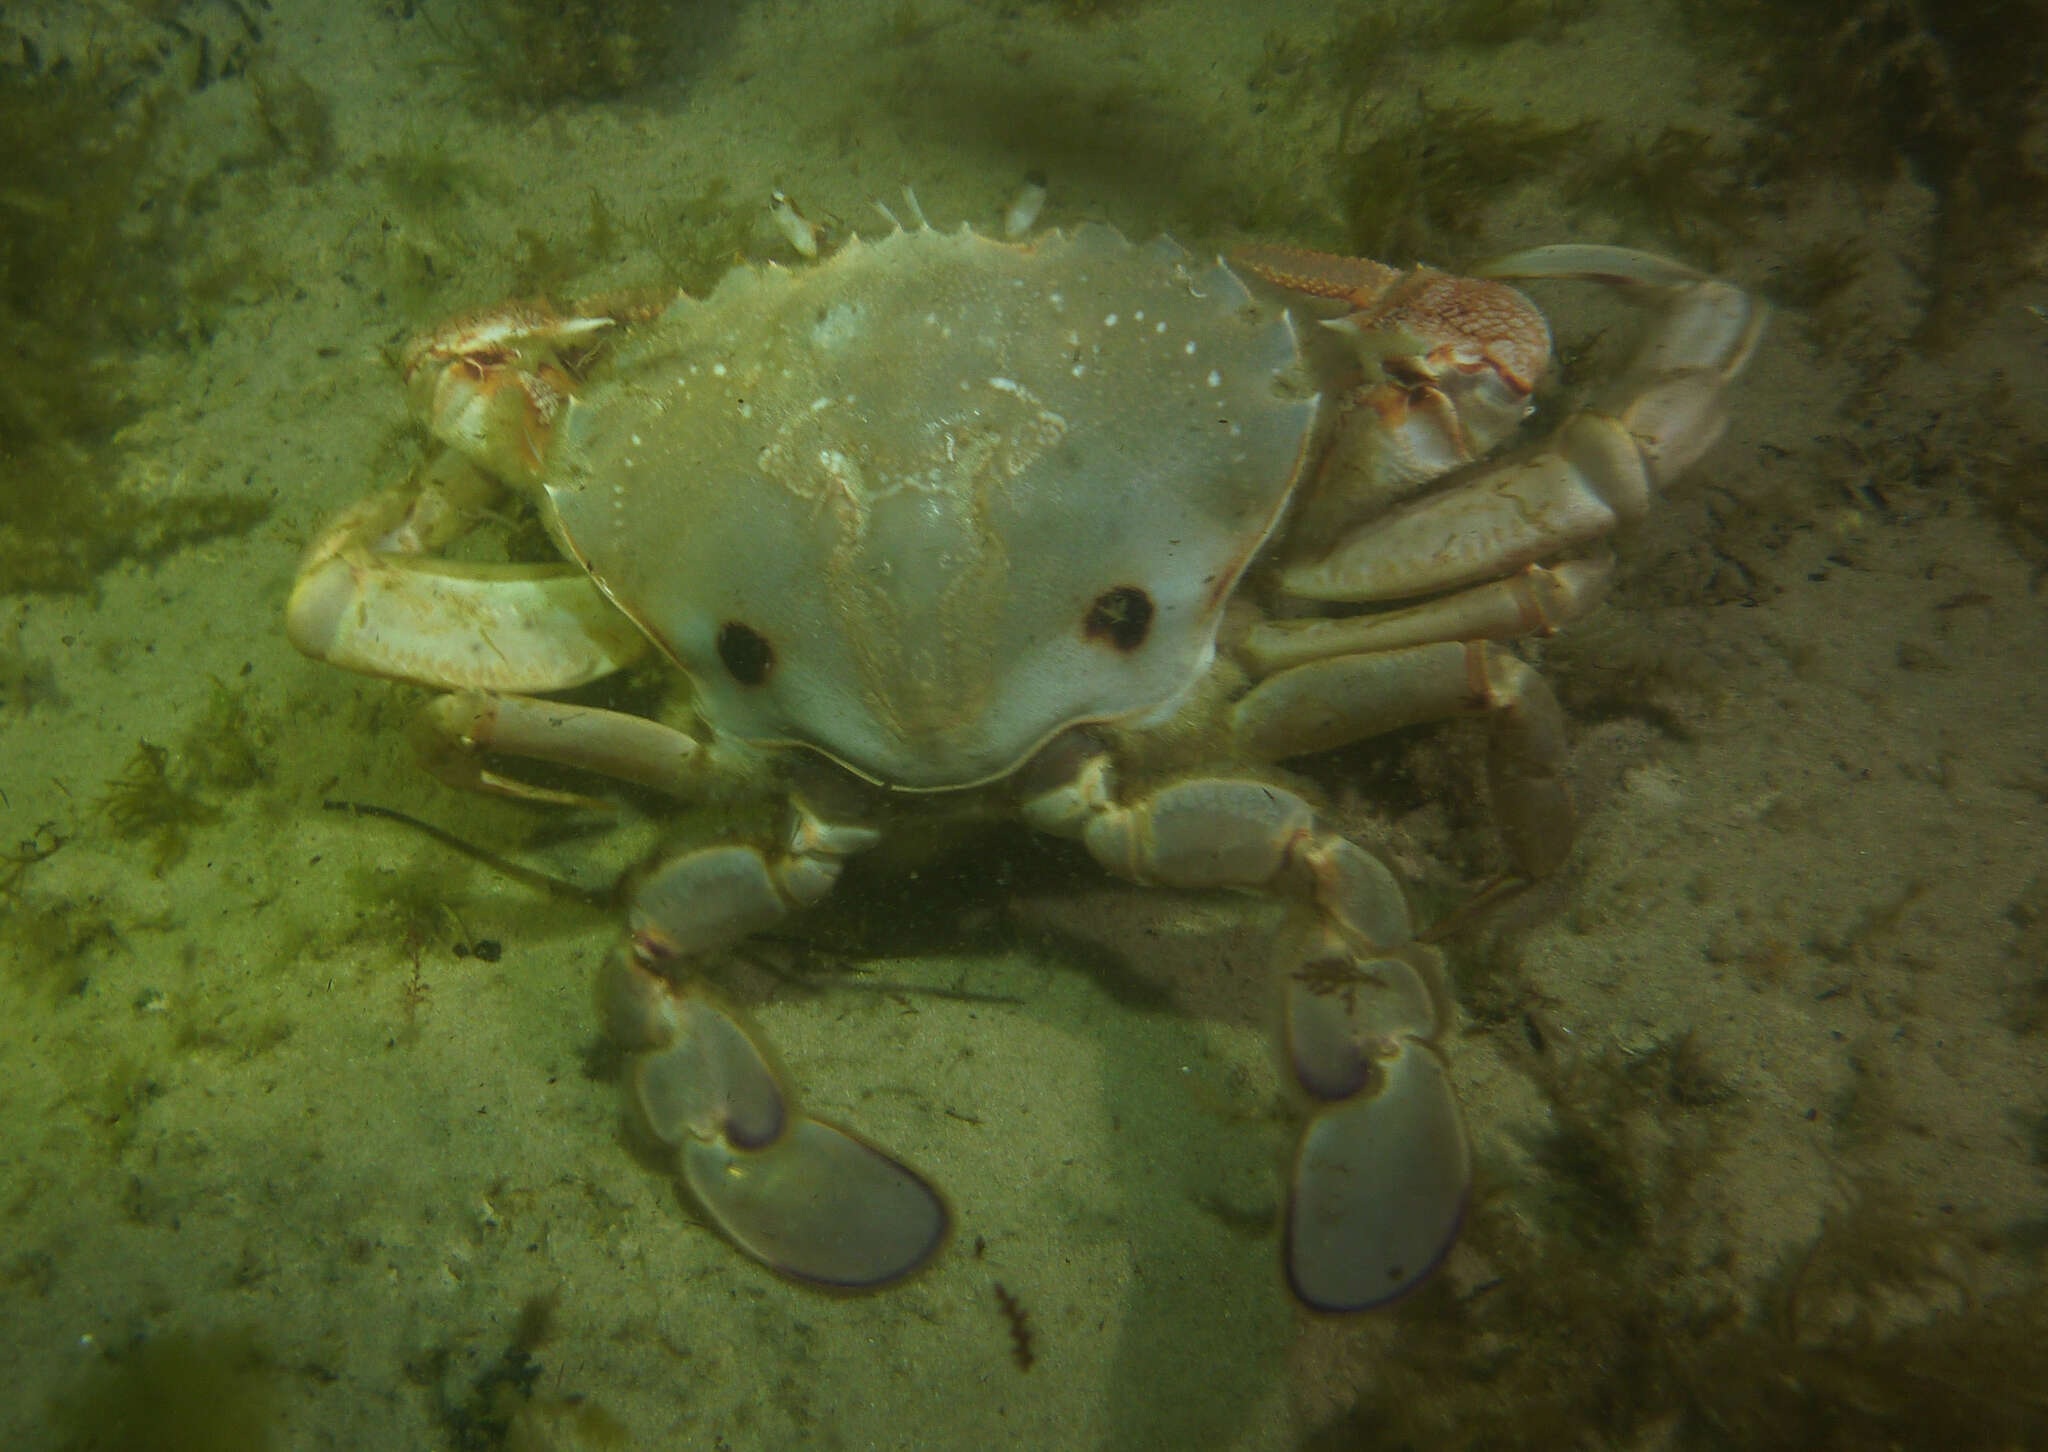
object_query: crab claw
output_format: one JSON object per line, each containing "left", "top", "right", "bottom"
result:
{"left": 1283, "top": 952, "right": 1470, "bottom": 1312}
{"left": 1231, "top": 242, "right": 1551, "bottom": 489}
{"left": 607, "top": 953, "right": 949, "bottom": 1289}
{"left": 398, "top": 290, "right": 672, "bottom": 485}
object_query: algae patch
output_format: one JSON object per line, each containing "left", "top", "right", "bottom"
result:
{"left": 0, "top": 48, "right": 270, "bottom": 595}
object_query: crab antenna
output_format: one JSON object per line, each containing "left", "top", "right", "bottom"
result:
{"left": 873, "top": 199, "right": 902, "bottom": 231}
{"left": 901, "top": 185, "right": 929, "bottom": 230}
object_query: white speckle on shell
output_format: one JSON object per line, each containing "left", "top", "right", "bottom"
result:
{"left": 547, "top": 221, "right": 1316, "bottom": 791}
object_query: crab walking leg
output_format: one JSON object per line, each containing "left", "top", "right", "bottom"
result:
{"left": 1235, "top": 640, "right": 1575, "bottom": 879}
{"left": 1284, "top": 246, "right": 1766, "bottom": 604}
{"left": 1021, "top": 757, "right": 1470, "bottom": 1311}
{"left": 410, "top": 692, "right": 710, "bottom": 807}
{"left": 600, "top": 806, "right": 949, "bottom": 1288}
{"left": 1240, "top": 555, "right": 1615, "bottom": 675}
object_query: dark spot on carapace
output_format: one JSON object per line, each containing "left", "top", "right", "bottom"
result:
{"left": 716, "top": 621, "right": 774, "bottom": 684}
{"left": 1083, "top": 586, "right": 1153, "bottom": 652}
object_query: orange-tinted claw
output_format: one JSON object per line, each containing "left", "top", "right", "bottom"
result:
{"left": 1231, "top": 242, "right": 1403, "bottom": 310}
{"left": 1234, "top": 243, "right": 1549, "bottom": 476}
{"left": 397, "top": 295, "right": 669, "bottom": 484}
{"left": 1350, "top": 269, "right": 1550, "bottom": 400}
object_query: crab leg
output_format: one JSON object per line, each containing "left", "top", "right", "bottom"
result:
{"left": 1283, "top": 245, "right": 1765, "bottom": 604}
{"left": 1233, "top": 639, "right": 1575, "bottom": 879}
{"left": 1239, "top": 555, "right": 1614, "bottom": 674}
{"left": 600, "top": 806, "right": 949, "bottom": 1288}
{"left": 1021, "top": 753, "right": 1469, "bottom": 1311}
{"left": 410, "top": 692, "right": 710, "bottom": 807}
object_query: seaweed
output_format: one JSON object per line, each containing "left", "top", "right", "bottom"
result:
{"left": 0, "top": 822, "right": 64, "bottom": 903}
{"left": 179, "top": 677, "right": 272, "bottom": 792}
{"left": 413, "top": 1289, "right": 628, "bottom": 1449}
{"left": 1339, "top": 103, "right": 1593, "bottom": 263}
{"left": 1304, "top": 1039, "right": 2048, "bottom": 1450}
{"left": 427, "top": 0, "right": 703, "bottom": 110}
{"left": 1767, "top": 235, "right": 1870, "bottom": 316}
{"left": 1685, "top": 0, "right": 2048, "bottom": 345}
{"left": 1946, "top": 380, "right": 2048, "bottom": 577}
{"left": 881, "top": 2, "right": 942, "bottom": 47}
{"left": 1023, "top": 0, "right": 1148, "bottom": 24}
{"left": 98, "top": 741, "right": 222, "bottom": 876}
{"left": 993, "top": 1282, "right": 1038, "bottom": 1371}
{"left": 1565, "top": 125, "right": 1759, "bottom": 265}
{"left": 1247, "top": 29, "right": 1319, "bottom": 111}
{"left": 249, "top": 68, "right": 337, "bottom": 182}
{"left": 368, "top": 140, "right": 488, "bottom": 223}
{"left": 0, "top": 630, "right": 61, "bottom": 714}
{"left": 1321, "top": 9, "right": 1413, "bottom": 138}
{"left": 0, "top": 824, "right": 118, "bottom": 1000}
{"left": 628, "top": 177, "right": 757, "bottom": 297}
{"left": 0, "top": 48, "right": 273, "bottom": 594}
{"left": 1423, "top": 0, "right": 1597, "bottom": 49}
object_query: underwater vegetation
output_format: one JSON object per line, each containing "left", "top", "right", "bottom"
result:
{"left": 87, "top": 682, "right": 269, "bottom": 874}
{"left": 1018, "top": 0, "right": 1149, "bottom": 23}
{"left": 1422, "top": 0, "right": 1596, "bottom": 49}
{"left": 1564, "top": 125, "right": 1757, "bottom": 269}
{"left": 0, "top": 43, "right": 269, "bottom": 594}
{"left": 1254, "top": 8, "right": 1768, "bottom": 269}
{"left": 1339, "top": 103, "right": 1594, "bottom": 264}
{"left": 1686, "top": 0, "right": 2048, "bottom": 344}
{"left": 97, "top": 741, "right": 223, "bottom": 877}
{"left": 1304, "top": 1036, "right": 2048, "bottom": 1449}
{"left": 406, "top": 1290, "right": 630, "bottom": 1449}
{"left": 422, "top": 0, "right": 716, "bottom": 110}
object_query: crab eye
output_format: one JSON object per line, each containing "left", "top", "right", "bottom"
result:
{"left": 716, "top": 621, "right": 775, "bottom": 684}
{"left": 1083, "top": 586, "right": 1154, "bottom": 652}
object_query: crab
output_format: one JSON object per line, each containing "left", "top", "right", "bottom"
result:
{"left": 286, "top": 205, "right": 1763, "bottom": 1312}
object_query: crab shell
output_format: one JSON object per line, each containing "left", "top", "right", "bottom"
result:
{"left": 538, "top": 223, "right": 1319, "bottom": 789}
